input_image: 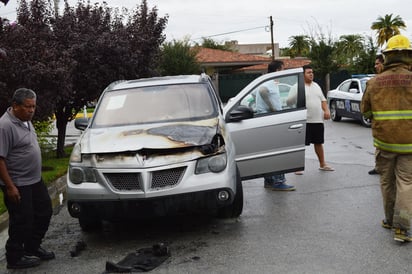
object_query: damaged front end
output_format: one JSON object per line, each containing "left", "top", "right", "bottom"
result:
{"left": 67, "top": 118, "right": 237, "bottom": 221}
{"left": 69, "top": 119, "right": 227, "bottom": 185}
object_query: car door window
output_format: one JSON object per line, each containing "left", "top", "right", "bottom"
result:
{"left": 239, "top": 74, "right": 299, "bottom": 115}
{"left": 339, "top": 81, "right": 351, "bottom": 92}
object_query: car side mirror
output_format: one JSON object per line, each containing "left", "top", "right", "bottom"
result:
{"left": 74, "top": 117, "right": 90, "bottom": 131}
{"left": 349, "top": 88, "right": 359, "bottom": 94}
{"left": 228, "top": 105, "right": 254, "bottom": 122}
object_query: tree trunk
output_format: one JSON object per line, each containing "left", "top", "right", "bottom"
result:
{"left": 324, "top": 73, "right": 330, "bottom": 97}
{"left": 56, "top": 114, "right": 67, "bottom": 158}
{"left": 54, "top": 104, "right": 73, "bottom": 158}
{"left": 56, "top": 115, "right": 68, "bottom": 158}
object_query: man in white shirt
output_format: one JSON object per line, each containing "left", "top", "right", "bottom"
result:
{"left": 288, "top": 65, "right": 334, "bottom": 172}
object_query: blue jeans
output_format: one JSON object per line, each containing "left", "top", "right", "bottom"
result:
{"left": 264, "top": 173, "right": 286, "bottom": 184}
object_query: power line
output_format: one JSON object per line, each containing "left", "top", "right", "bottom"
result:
{"left": 193, "top": 25, "right": 269, "bottom": 40}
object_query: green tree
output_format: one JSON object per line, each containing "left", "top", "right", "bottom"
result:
{"left": 288, "top": 35, "right": 310, "bottom": 57}
{"left": 307, "top": 37, "right": 339, "bottom": 93}
{"left": 336, "top": 34, "right": 364, "bottom": 62}
{"left": 159, "top": 39, "right": 201, "bottom": 76}
{"left": 199, "top": 37, "right": 233, "bottom": 51}
{"left": 371, "top": 14, "right": 406, "bottom": 47}
{"left": 353, "top": 36, "right": 379, "bottom": 74}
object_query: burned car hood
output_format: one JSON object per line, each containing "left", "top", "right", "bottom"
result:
{"left": 79, "top": 118, "right": 220, "bottom": 154}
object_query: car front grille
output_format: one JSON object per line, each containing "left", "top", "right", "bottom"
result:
{"left": 105, "top": 173, "right": 143, "bottom": 191}
{"left": 151, "top": 167, "right": 186, "bottom": 189}
{"left": 104, "top": 166, "right": 186, "bottom": 192}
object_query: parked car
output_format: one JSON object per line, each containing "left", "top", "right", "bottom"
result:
{"left": 327, "top": 75, "right": 373, "bottom": 127}
{"left": 67, "top": 70, "right": 307, "bottom": 231}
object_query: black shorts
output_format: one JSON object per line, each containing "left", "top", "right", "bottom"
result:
{"left": 305, "top": 123, "right": 324, "bottom": 145}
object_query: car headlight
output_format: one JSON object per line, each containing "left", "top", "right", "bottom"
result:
{"left": 195, "top": 153, "right": 227, "bottom": 174}
{"left": 69, "top": 166, "right": 97, "bottom": 184}
{"left": 69, "top": 143, "right": 82, "bottom": 163}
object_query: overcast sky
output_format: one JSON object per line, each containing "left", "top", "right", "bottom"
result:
{"left": 1, "top": 0, "right": 412, "bottom": 48}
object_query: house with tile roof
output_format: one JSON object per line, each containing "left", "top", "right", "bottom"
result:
{"left": 195, "top": 47, "right": 271, "bottom": 74}
{"left": 196, "top": 47, "right": 310, "bottom": 74}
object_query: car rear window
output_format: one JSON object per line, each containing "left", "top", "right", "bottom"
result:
{"left": 92, "top": 83, "right": 218, "bottom": 127}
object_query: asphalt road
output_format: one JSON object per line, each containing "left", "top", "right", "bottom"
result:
{"left": 1, "top": 119, "right": 411, "bottom": 273}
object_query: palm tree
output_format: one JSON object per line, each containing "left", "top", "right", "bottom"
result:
{"left": 336, "top": 34, "right": 364, "bottom": 65}
{"left": 307, "top": 37, "right": 339, "bottom": 93}
{"left": 338, "top": 35, "right": 364, "bottom": 57}
{"left": 371, "top": 14, "right": 406, "bottom": 47}
{"left": 288, "top": 35, "right": 310, "bottom": 57}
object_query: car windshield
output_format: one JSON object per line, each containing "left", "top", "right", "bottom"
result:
{"left": 92, "top": 83, "right": 217, "bottom": 127}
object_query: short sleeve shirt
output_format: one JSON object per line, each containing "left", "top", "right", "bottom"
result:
{"left": 0, "top": 108, "right": 41, "bottom": 186}
{"left": 305, "top": 82, "right": 326, "bottom": 123}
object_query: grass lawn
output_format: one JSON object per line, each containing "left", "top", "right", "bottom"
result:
{"left": 0, "top": 146, "right": 73, "bottom": 215}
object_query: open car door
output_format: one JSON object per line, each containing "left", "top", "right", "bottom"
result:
{"left": 223, "top": 68, "right": 306, "bottom": 180}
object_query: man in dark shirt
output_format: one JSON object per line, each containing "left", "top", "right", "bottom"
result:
{"left": 0, "top": 88, "right": 55, "bottom": 269}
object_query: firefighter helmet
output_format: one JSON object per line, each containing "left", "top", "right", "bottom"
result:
{"left": 383, "top": 35, "right": 412, "bottom": 53}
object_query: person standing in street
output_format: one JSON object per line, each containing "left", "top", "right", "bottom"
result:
{"left": 256, "top": 60, "right": 295, "bottom": 191}
{"left": 368, "top": 54, "right": 384, "bottom": 175}
{"left": 0, "top": 88, "right": 55, "bottom": 269}
{"left": 361, "top": 34, "right": 412, "bottom": 242}
{"left": 287, "top": 65, "right": 334, "bottom": 174}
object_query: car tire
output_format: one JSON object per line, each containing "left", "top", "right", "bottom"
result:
{"left": 330, "top": 101, "right": 342, "bottom": 122}
{"left": 218, "top": 167, "right": 244, "bottom": 218}
{"left": 360, "top": 115, "right": 371, "bottom": 128}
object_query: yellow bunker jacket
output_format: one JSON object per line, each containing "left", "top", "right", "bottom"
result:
{"left": 361, "top": 63, "right": 412, "bottom": 154}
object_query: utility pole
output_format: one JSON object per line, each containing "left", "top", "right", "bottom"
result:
{"left": 270, "top": 16, "right": 274, "bottom": 61}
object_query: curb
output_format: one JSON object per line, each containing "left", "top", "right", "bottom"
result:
{"left": 0, "top": 175, "right": 67, "bottom": 233}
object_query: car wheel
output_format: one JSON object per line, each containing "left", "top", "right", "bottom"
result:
{"left": 330, "top": 101, "right": 342, "bottom": 121}
{"left": 218, "top": 167, "right": 244, "bottom": 218}
{"left": 360, "top": 115, "right": 372, "bottom": 128}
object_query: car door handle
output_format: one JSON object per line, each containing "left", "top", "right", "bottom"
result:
{"left": 289, "top": 124, "right": 303, "bottom": 129}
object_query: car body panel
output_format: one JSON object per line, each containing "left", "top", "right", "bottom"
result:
{"left": 224, "top": 68, "right": 306, "bottom": 179}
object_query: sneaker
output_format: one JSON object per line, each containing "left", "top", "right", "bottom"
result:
{"left": 7, "top": 255, "right": 41, "bottom": 269}
{"left": 381, "top": 219, "right": 392, "bottom": 229}
{"left": 25, "top": 246, "right": 55, "bottom": 260}
{"left": 271, "top": 182, "right": 296, "bottom": 191}
{"left": 394, "top": 228, "right": 412, "bottom": 242}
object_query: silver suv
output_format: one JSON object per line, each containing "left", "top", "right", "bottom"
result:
{"left": 67, "top": 70, "right": 307, "bottom": 231}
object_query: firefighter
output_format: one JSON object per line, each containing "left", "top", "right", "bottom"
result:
{"left": 361, "top": 34, "right": 412, "bottom": 242}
